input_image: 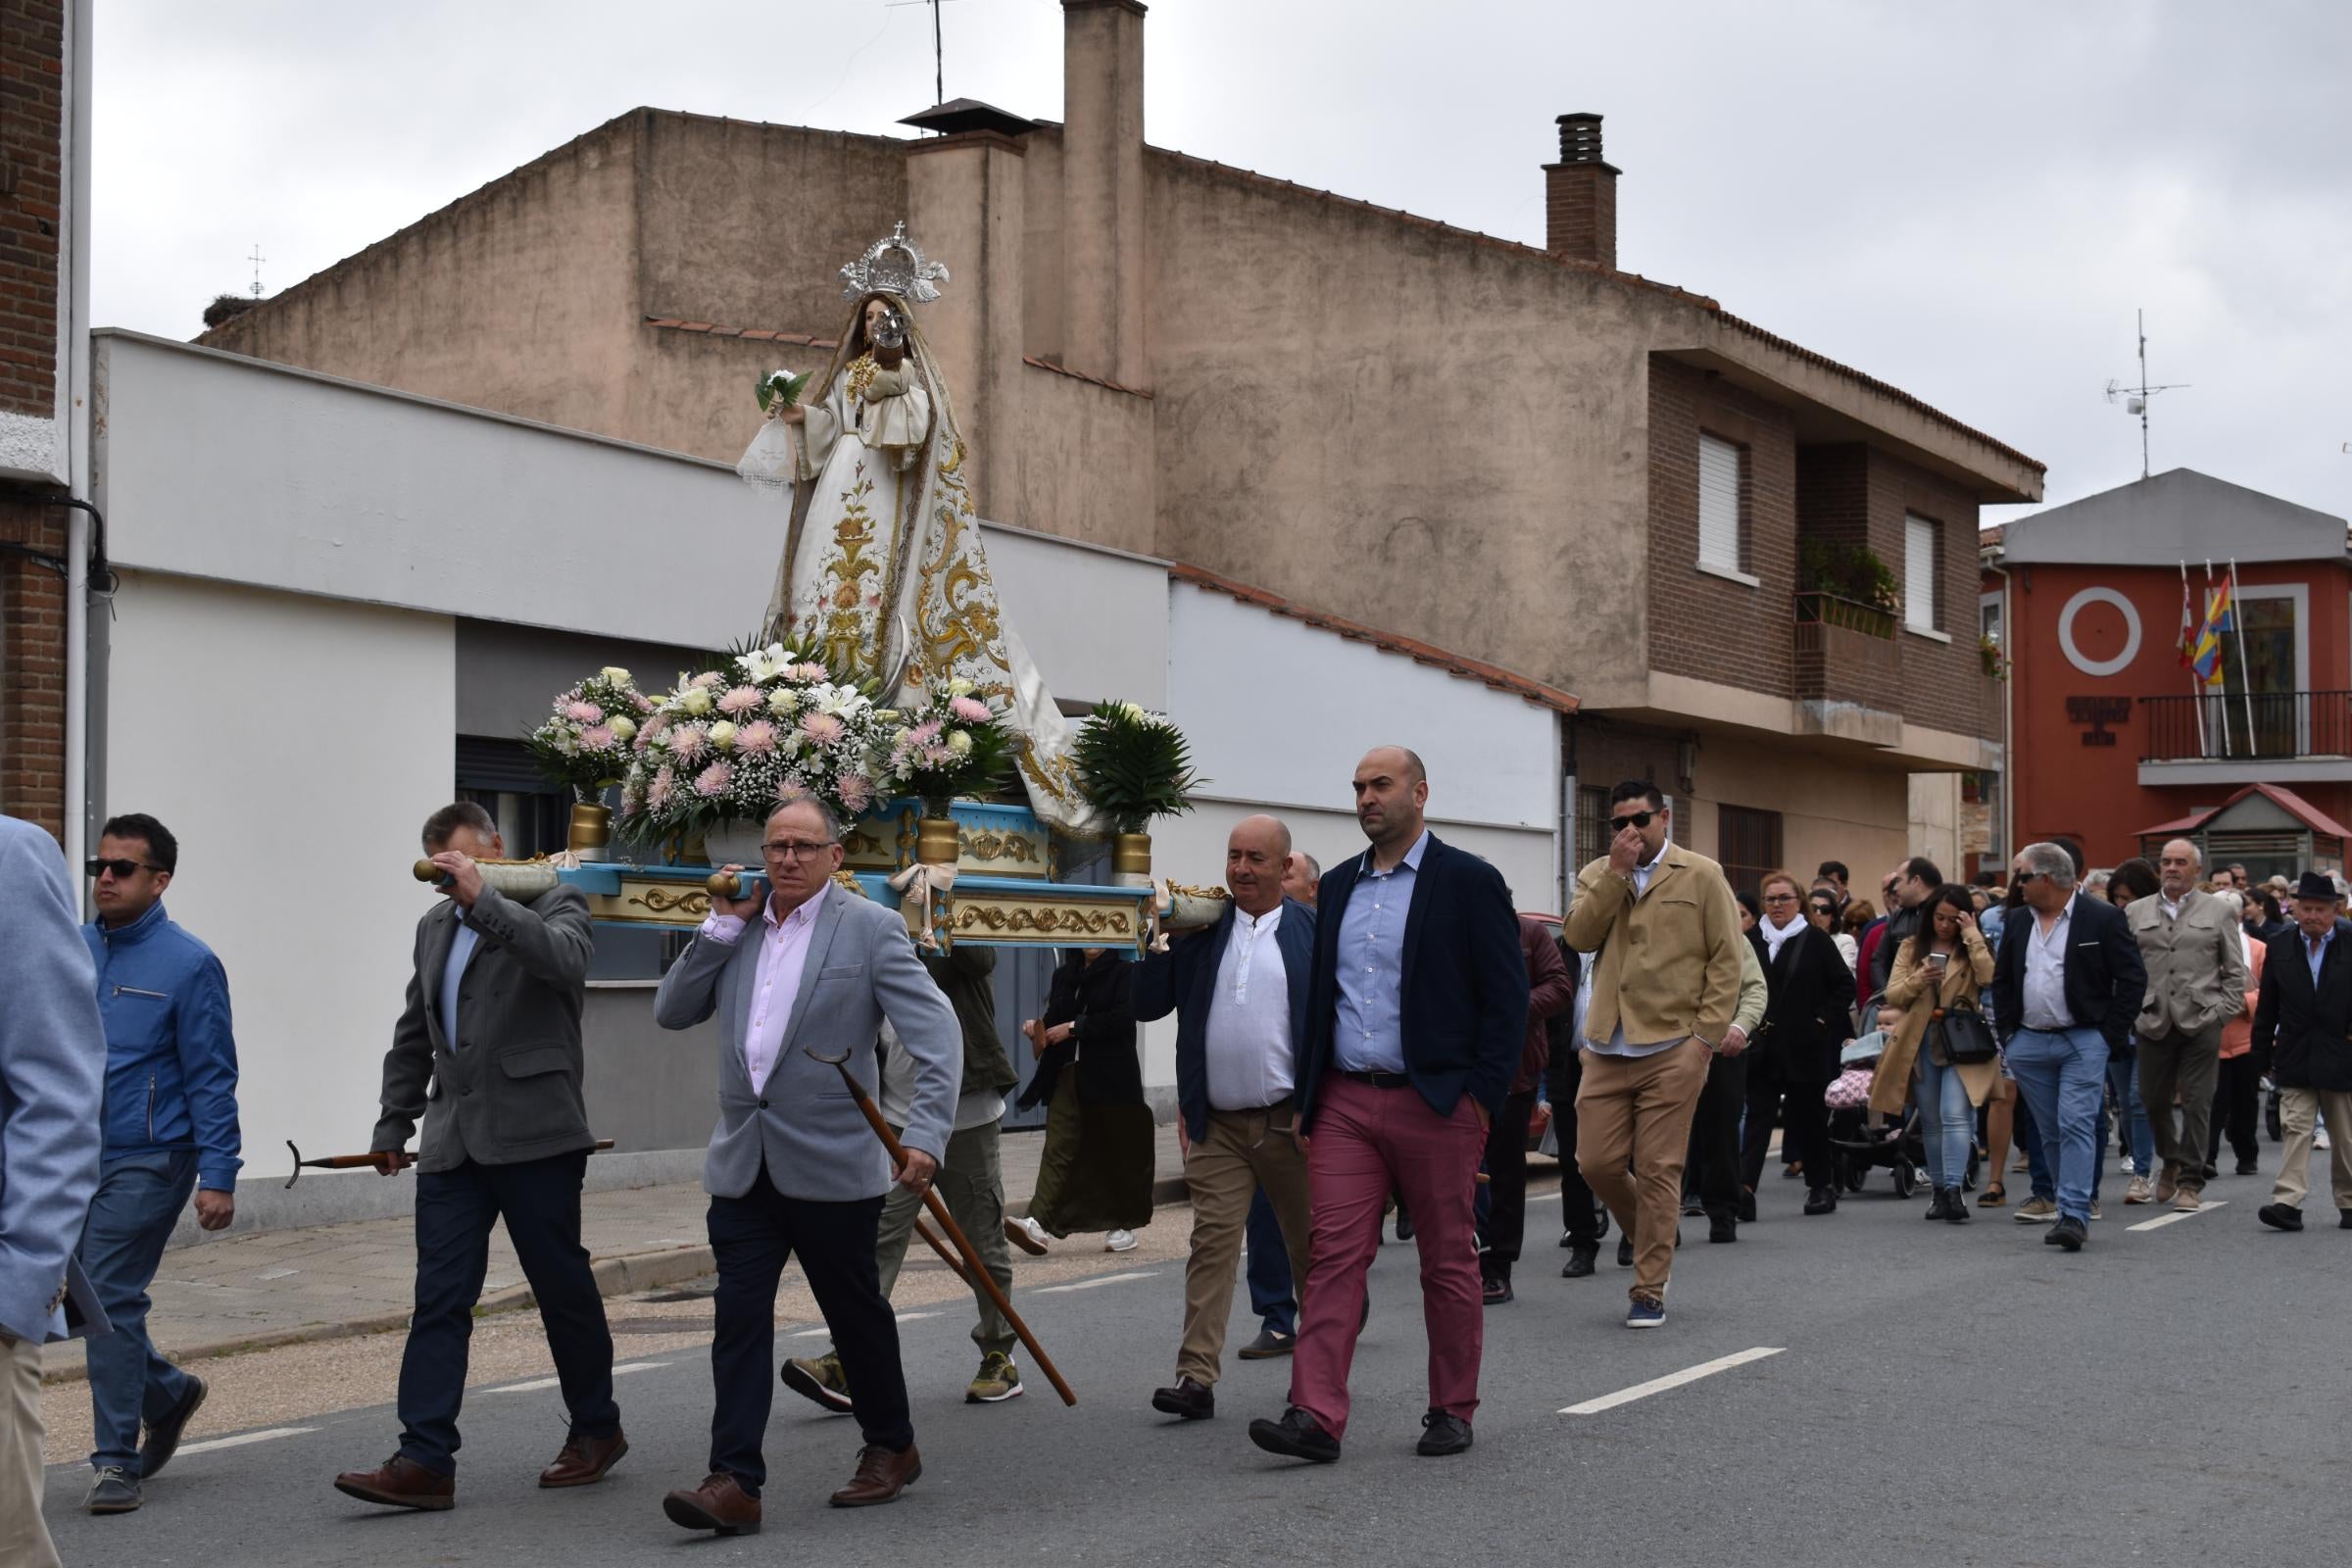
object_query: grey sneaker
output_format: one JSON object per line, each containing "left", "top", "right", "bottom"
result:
{"left": 2087, "top": 1200, "right": 2103, "bottom": 1221}
{"left": 780, "top": 1351, "right": 855, "bottom": 1415}
{"left": 2013, "top": 1197, "right": 2059, "bottom": 1223}
{"left": 965, "top": 1351, "right": 1023, "bottom": 1404}
{"left": 86, "top": 1465, "right": 141, "bottom": 1515}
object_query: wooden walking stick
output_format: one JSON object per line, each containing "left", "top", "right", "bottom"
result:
{"left": 807, "top": 1047, "right": 1078, "bottom": 1406}
{"left": 285, "top": 1138, "right": 613, "bottom": 1188}
{"left": 912, "top": 1215, "right": 968, "bottom": 1285}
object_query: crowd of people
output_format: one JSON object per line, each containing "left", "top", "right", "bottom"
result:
{"left": 7, "top": 761, "right": 2351, "bottom": 1560}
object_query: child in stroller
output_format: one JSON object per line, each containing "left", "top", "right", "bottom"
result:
{"left": 1823, "top": 1032, "right": 1961, "bottom": 1199}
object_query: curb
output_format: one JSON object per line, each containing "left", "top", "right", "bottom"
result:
{"left": 42, "top": 1175, "right": 1198, "bottom": 1387}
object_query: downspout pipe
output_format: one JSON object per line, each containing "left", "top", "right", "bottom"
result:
{"left": 63, "top": 0, "right": 94, "bottom": 888}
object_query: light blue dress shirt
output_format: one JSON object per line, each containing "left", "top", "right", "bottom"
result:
{"left": 441, "top": 919, "right": 480, "bottom": 1050}
{"left": 1333, "top": 830, "right": 1429, "bottom": 1074}
{"left": 2305, "top": 924, "right": 2334, "bottom": 988}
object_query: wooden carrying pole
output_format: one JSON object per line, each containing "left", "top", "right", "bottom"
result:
{"left": 808, "top": 1049, "right": 1078, "bottom": 1406}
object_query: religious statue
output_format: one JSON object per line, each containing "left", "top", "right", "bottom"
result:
{"left": 741, "top": 223, "right": 1098, "bottom": 832}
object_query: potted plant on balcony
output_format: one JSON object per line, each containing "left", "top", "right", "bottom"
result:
{"left": 1799, "top": 541, "right": 1902, "bottom": 637}
{"left": 614, "top": 639, "right": 892, "bottom": 863}
{"left": 1071, "top": 701, "right": 1201, "bottom": 886}
{"left": 886, "top": 678, "right": 1016, "bottom": 865}
{"left": 525, "top": 666, "right": 655, "bottom": 860}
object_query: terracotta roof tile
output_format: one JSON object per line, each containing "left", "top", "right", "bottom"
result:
{"left": 2137, "top": 782, "right": 2352, "bottom": 843}
{"left": 1169, "top": 561, "right": 1577, "bottom": 714}
{"left": 645, "top": 318, "right": 840, "bottom": 350}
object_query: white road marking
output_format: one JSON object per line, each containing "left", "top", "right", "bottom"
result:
{"left": 1559, "top": 1347, "right": 1785, "bottom": 1415}
{"left": 895, "top": 1310, "right": 940, "bottom": 1323}
{"left": 173, "top": 1426, "right": 317, "bottom": 1456}
{"left": 486, "top": 1359, "right": 668, "bottom": 1395}
{"left": 787, "top": 1310, "right": 938, "bottom": 1341}
{"left": 1528, "top": 1191, "right": 1562, "bottom": 1203}
{"left": 1036, "top": 1270, "right": 1160, "bottom": 1295}
{"left": 254, "top": 1267, "right": 299, "bottom": 1282}
{"left": 2128, "top": 1200, "right": 2227, "bottom": 1233}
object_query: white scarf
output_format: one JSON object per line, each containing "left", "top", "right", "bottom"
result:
{"left": 1762, "top": 912, "right": 1803, "bottom": 965}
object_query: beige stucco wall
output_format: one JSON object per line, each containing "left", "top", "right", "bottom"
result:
{"left": 1681, "top": 727, "right": 1912, "bottom": 887}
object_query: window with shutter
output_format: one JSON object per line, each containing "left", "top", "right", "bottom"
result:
{"left": 1697, "top": 434, "right": 1742, "bottom": 573}
{"left": 1904, "top": 514, "right": 1938, "bottom": 630}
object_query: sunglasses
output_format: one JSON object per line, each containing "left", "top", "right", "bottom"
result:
{"left": 2013, "top": 870, "right": 2039, "bottom": 885}
{"left": 1609, "top": 810, "right": 1656, "bottom": 831}
{"left": 87, "top": 858, "right": 161, "bottom": 880}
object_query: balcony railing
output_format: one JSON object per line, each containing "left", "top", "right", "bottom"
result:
{"left": 1794, "top": 590, "right": 1897, "bottom": 640}
{"left": 2139, "top": 691, "right": 2352, "bottom": 762}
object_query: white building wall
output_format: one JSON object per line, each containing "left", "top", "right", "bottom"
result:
{"left": 980, "top": 522, "right": 1169, "bottom": 710}
{"left": 103, "top": 572, "right": 455, "bottom": 1180}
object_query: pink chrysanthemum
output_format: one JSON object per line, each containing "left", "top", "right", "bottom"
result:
{"left": 775, "top": 779, "right": 813, "bottom": 805}
{"left": 836, "top": 773, "right": 874, "bottom": 812}
{"left": 737, "top": 720, "right": 778, "bottom": 754}
{"left": 633, "top": 693, "right": 655, "bottom": 713}
{"left": 670, "top": 725, "right": 709, "bottom": 761}
{"left": 648, "top": 766, "right": 676, "bottom": 808}
{"left": 799, "top": 711, "right": 845, "bottom": 745}
{"left": 790, "top": 662, "right": 829, "bottom": 683}
{"left": 690, "top": 670, "right": 724, "bottom": 690}
{"left": 694, "top": 760, "right": 734, "bottom": 797}
{"left": 717, "top": 684, "right": 763, "bottom": 716}
{"left": 580, "top": 726, "right": 615, "bottom": 752}
{"left": 948, "top": 696, "right": 992, "bottom": 724}
{"left": 564, "top": 700, "right": 603, "bottom": 723}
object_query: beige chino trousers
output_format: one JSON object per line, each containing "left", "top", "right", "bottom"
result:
{"left": 1176, "top": 1103, "right": 1311, "bottom": 1387}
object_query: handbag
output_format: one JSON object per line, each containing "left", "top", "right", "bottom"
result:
{"left": 1933, "top": 999, "right": 1998, "bottom": 1065}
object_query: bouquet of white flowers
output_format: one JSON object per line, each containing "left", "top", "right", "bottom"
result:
{"left": 887, "top": 676, "right": 1014, "bottom": 814}
{"left": 616, "top": 639, "right": 894, "bottom": 844}
{"left": 525, "top": 666, "right": 654, "bottom": 802}
{"left": 737, "top": 368, "right": 813, "bottom": 497}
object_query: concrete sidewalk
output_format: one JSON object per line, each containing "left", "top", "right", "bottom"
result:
{"left": 43, "top": 1122, "right": 1186, "bottom": 1384}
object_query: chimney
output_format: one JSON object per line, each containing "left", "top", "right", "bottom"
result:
{"left": 1544, "top": 112, "right": 1619, "bottom": 270}
{"left": 1061, "top": 0, "right": 1148, "bottom": 386}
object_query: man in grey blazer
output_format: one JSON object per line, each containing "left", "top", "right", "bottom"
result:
{"left": 333, "top": 803, "right": 623, "bottom": 1513}
{"left": 1, "top": 815, "right": 110, "bottom": 1568}
{"left": 2128, "top": 838, "right": 2250, "bottom": 1212}
{"left": 656, "top": 796, "right": 959, "bottom": 1535}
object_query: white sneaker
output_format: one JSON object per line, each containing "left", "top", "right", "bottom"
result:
{"left": 2317, "top": 1133, "right": 2332, "bottom": 1152}
{"left": 1104, "top": 1229, "right": 1138, "bottom": 1253}
{"left": 2121, "top": 1156, "right": 2135, "bottom": 1175}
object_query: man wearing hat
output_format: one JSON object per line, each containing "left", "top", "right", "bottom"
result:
{"left": 2250, "top": 871, "right": 2352, "bottom": 1232}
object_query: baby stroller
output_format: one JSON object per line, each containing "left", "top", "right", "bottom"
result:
{"left": 1824, "top": 1036, "right": 1925, "bottom": 1198}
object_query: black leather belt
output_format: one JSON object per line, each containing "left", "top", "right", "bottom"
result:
{"left": 1342, "top": 1069, "right": 1412, "bottom": 1089}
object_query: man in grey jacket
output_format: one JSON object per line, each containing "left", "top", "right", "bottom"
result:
{"left": 334, "top": 803, "right": 622, "bottom": 1513}
{"left": 655, "top": 797, "right": 959, "bottom": 1535}
{"left": 0, "top": 815, "right": 109, "bottom": 1568}
{"left": 2128, "top": 838, "right": 2250, "bottom": 1212}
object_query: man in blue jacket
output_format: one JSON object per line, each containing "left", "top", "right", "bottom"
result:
{"left": 76, "top": 812, "right": 241, "bottom": 1515}
{"left": 1, "top": 814, "right": 109, "bottom": 1568}
{"left": 1137, "top": 814, "right": 1316, "bottom": 1421}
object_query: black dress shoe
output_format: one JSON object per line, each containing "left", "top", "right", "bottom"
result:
{"left": 1803, "top": 1187, "right": 1838, "bottom": 1215}
{"left": 2258, "top": 1202, "right": 2303, "bottom": 1231}
{"left": 1943, "top": 1188, "right": 1971, "bottom": 1225}
{"left": 1615, "top": 1235, "right": 1634, "bottom": 1267}
{"left": 1924, "top": 1188, "right": 1951, "bottom": 1221}
{"left": 2050, "top": 1216, "right": 2087, "bottom": 1251}
{"left": 1561, "top": 1244, "right": 1597, "bottom": 1279}
{"left": 1394, "top": 1209, "right": 1415, "bottom": 1242}
{"left": 1237, "top": 1327, "right": 1295, "bottom": 1360}
{"left": 1707, "top": 1212, "right": 1737, "bottom": 1244}
{"left": 2235, "top": 1158, "right": 2260, "bottom": 1176}
{"left": 140, "top": 1375, "right": 208, "bottom": 1482}
{"left": 1249, "top": 1406, "right": 1340, "bottom": 1464}
{"left": 1480, "top": 1273, "right": 1514, "bottom": 1305}
{"left": 1416, "top": 1410, "right": 1473, "bottom": 1457}
{"left": 1738, "top": 1189, "right": 1758, "bottom": 1224}
{"left": 2339, "top": 1207, "right": 2352, "bottom": 1230}
{"left": 1152, "top": 1378, "right": 1216, "bottom": 1420}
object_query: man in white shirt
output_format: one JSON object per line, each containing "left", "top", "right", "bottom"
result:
{"left": 1137, "top": 816, "right": 1317, "bottom": 1420}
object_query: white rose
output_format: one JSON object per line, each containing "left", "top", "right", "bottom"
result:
{"left": 710, "top": 720, "right": 738, "bottom": 751}
{"left": 1119, "top": 701, "right": 1148, "bottom": 722}
{"left": 947, "top": 730, "right": 973, "bottom": 759}
{"left": 681, "top": 688, "right": 714, "bottom": 716}
{"left": 600, "top": 665, "right": 632, "bottom": 686}
{"left": 767, "top": 688, "right": 799, "bottom": 716}
{"left": 609, "top": 715, "right": 637, "bottom": 742}
{"left": 947, "top": 677, "right": 976, "bottom": 698}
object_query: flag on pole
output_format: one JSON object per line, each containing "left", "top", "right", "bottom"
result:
{"left": 2178, "top": 566, "right": 2198, "bottom": 669}
{"left": 2206, "top": 576, "right": 2235, "bottom": 635}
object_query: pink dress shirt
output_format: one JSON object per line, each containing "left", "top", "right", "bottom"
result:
{"left": 698, "top": 883, "right": 828, "bottom": 1092}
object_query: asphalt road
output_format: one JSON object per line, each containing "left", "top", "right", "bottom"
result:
{"left": 39, "top": 1164, "right": 2352, "bottom": 1567}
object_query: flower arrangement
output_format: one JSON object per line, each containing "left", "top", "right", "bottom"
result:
{"left": 616, "top": 639, "right": 894, "bottom": 843}
{"left": 1799, "top": 540, "right": 1903, "bottom": 621}
{"left": 1980, "top": 633, "right": 2008, "bottom": 681}
{"left": 888, "top": 676, "right": 1015, "bottom": 815}
{"left": 525, "top": 666, "right": 654, "bottom": 802}
{"left": 1071, "top": 701, "right": 1202, "bottom": 835}
{"left": 755, "top": 368, "right": 809, "bottom": 414}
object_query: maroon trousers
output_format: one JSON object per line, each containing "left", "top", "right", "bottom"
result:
{"left": 1288, "top": 1073, "right": 1488, "bottom": 1441}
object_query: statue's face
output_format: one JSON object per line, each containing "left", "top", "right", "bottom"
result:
{"left": 864, "top": 298, "right": 891, "bottom": 339}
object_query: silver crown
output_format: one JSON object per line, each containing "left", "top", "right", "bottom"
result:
{"left": 839, "top": 221, "right": 950, "bottom": 305}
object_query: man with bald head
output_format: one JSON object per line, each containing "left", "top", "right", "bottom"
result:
{"left": 2126, "top": 837, "right": 2249, "bottom": 1212}
{"left": 1249, "top": 749, "right": 1528, "bottom": 1465}
{"left": 1136, "top": 814, "right": 1318, "bottom": 1420}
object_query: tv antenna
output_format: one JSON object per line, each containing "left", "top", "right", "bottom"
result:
{"left": 2103, "top": 308, "right": 2188, "bottom": 479}
{"left": 886, "top": 0, "right": 963, "bottom": 111}
{"left": 246, "top": 242, "right": 267, "bottom": 299}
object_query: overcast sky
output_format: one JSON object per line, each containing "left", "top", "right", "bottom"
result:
{"left": 94, "top": 0, "right": 2352, "bottom": 524}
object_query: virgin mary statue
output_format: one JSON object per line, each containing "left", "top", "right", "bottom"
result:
{"left": 745, "top": 223, "right": 1098, "bottom": 833}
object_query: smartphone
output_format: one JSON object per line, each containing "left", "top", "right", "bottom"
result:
{"left": 1926, "top": 951, "right": 1949, "bottom": 971}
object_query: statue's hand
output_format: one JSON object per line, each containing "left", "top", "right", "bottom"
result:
{"left": 778, "top": 403, "right": 806, "bottom": 425}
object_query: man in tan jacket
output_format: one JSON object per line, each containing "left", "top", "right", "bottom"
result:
{"left": 2127, "top": 838, "right": 2249, "bottom": 1212}
{"left": 1562, "top": 781, "right": 1743, "bottom": 1329}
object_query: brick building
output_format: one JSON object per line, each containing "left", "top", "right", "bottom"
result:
{"left": 0, "top": 0, "right": 90, "bottom": 857}
{"left": 195, "top": 1, "right": 2037, "bottom": 890}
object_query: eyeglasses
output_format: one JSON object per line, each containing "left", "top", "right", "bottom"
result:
{"left": 2013, "top": 871, "right": 2040, "bottom": 885}
{"left": 1609, "top": 810, "right": 1655, "bottom": 831}
{"left": 762, "top": 839, "right": 836, "bottom": 861}
{"left": 1762, "top": 893, "right": 1799, "bottom": 905}
{"left": 86, "top": 858, "right": 161, "bottom": 880}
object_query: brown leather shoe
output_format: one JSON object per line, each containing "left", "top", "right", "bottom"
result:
{"left": 828, "top": 1443, "right": 921, "bottom": 1507}
{"left": 539, "top": 1427, "right": 628, "bottom": 1488}
{"left": 662, "top": 1472, "right": 761, "bottom": 1536}
{"left": 333, "top": 1454, "right": 454, "bottom": 1511}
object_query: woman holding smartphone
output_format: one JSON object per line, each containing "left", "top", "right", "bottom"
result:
{"left": 1876, "top": 885, "right": 1997, "bottom": 1222}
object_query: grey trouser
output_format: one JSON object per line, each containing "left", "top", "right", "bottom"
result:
{"left": 875, "top": 1120, "right": 1016, "bottom": 1358}
{"left": 1, "top": 1333, "right": 59, "bottom": 1568}
{"left": 2138, "top": 1022, "right": 2223, "bottom": 1191}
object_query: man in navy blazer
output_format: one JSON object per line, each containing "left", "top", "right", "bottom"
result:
{"left": 1135, "top": 815, "right": 1315, "bottom": 1421}
{"left": 1988, "top": 841, "right": 2146, "bottom": 1251}
{"left": 1250, "top": 748, "right": 1528, "bottom": 1466}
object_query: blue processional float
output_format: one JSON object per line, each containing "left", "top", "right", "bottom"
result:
{"left": 416, "top": 224, "right": 1225, "bottom": 956}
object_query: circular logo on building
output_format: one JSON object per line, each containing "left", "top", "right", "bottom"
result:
{"left": 2057, "top": 587, "right": 2141, "bottom": 678}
